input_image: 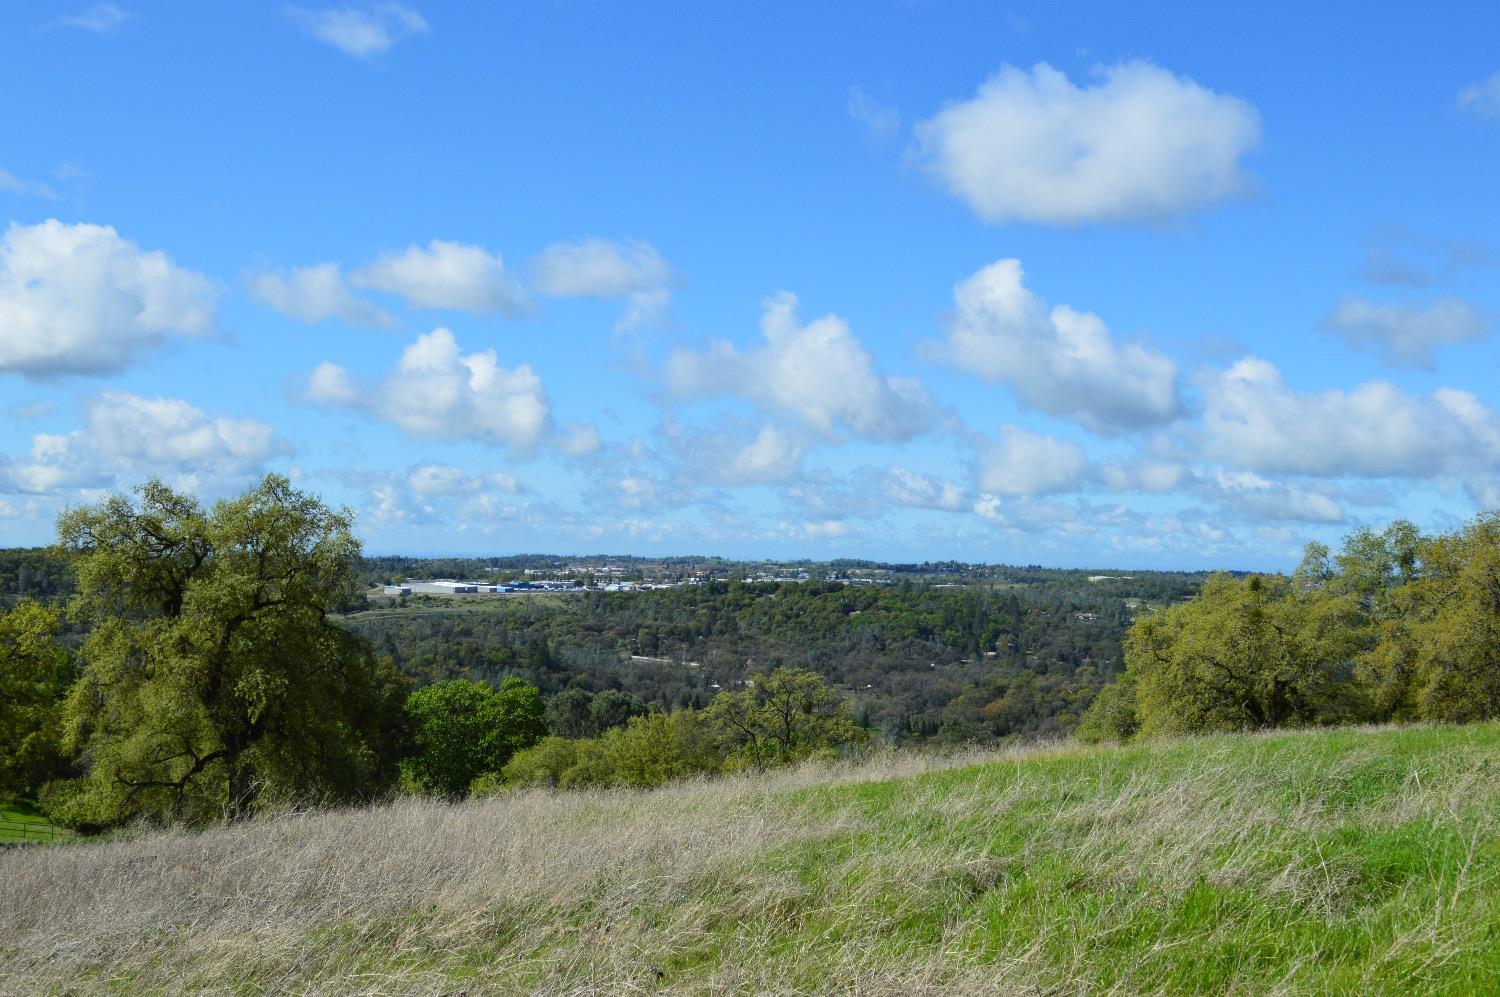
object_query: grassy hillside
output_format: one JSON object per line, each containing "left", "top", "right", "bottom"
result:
{"left": 3, "top": 725, "right": 1498, "bottom": 994}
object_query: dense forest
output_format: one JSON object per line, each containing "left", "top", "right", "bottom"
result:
{"left": 2, "top": 543, "right": 1206, "bottom": 743}
{"left": 341, "top": 571, "right": 1203, "bottom": 742}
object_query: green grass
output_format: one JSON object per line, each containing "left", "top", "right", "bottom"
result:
{"left": 4, "top": 725, "right": 1499, "bottom": 993}
{"left": 0, "top": 798, "right": 70, "bottom": 845}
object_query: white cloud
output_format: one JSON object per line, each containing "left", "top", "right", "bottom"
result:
{"left": 914, "top": 61, "right": 1259, "bottom": 224}
{"left": 1202, "top": 357, "right": 1500, "bottom": 478}
{"left": 0, "top": 220, "right": 218, "bottom": 378}
{"left": 878, "top": 466, "right": 966, "bottom": 511}
{"left": 784, "top": 519, "right": 850, "bottom": 541}
{"left": 246, "top": 262, "right": 396, "bottom": 328}
{"left": 1458, "top": 71, "right": 1500, "bottom": 118}
{"left": 532, "top": 238, "right": 671, "bottom": 298}
{"left": 1098, "top": 459, "right": 1187, "bottom": 493}
{"left": 848, "top": 86, "right": 901, "bottom": 142}
{"left": 352, "top": 239, "right": 525, "bottom": 314}
{"left": 0, "top": 168, "right": 56, "bottom": 199}
{"left": 1320, "top": 295, "right": 1487, "bottom": 369}
{"left": 616, "top": 288, "right": 671, "bottom": 334}
{"left": 83, "top": 392, "right": 282, "bottom": 473}
{"left": 334, "top": 463, "right": 527, "bottom": 527}
{"left": 405, "top": 463, "right": 521, "bottom": 497}
{"left": 970, "top": 494, "right": 1087, "bottom": 534}
{"left": 1202, "top": 470, "right": 1343, "bottom": 524}
{"left": 665, "top": 291, "right": 936, "bottom": 441}
{"left": 532, "top": 237, "right": 674, "bottom": 333}
{"left": 286, "top": 3, "right": 428, "bottom": 58}
{"left": 976, "top": 426, "right": 1089, "bottom": 496}
{"left": 305, "top": 328, "right": 558, "bottom": 454}
{"left": 0, "top": 392, "right": 282, "bottom": 495}
{"left": 305, "top": 360, "right": 360, "bottom": 405}
{"left": 556, "top": 421, "right": 602, "bottom": 456}
{"left": 655, "top": 419, "right": 806, "bottom": 488}
{"left": 941, "top": 258, "right": 1181, "bottom": 432}
{"left": 721, "top": 425, "right": 806, "bottom": 485}
{"left": 57, "top": 3, "right": 130, "bottom": 32}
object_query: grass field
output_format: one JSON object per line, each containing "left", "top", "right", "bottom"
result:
{"left": 0, "top": 799, "right": 70, "bottom": 846}
{"left": 3, "top": 724, "right": 1498, "bottom": 994}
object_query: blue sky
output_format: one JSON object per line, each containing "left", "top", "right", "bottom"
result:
{"left": 2, "top": 1, "right": 1498, "bottom": 569}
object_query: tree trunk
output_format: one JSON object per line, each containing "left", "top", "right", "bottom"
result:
{"left": 225, "top": 754, "right": 257, "bottom": 822}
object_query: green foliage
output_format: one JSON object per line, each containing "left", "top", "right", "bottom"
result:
{"left": 491, "top": 736, "right": 580, "bottom": 790}
{"left": 503, "top": 711, "right": 721, "bottom": 790}
{"left": 1075, "top": 671, "right": 1138, "bottom": 743}
{"left": 50, "top": 476, "right": 409, "bottom": 828}
{"left": 0, "top": 548, "right": 75, "bottom": 607}
{"left": 404, "top": 677, "right": 545, "bottom": 795}
{"left": 504, "top": 670, "right": 862, "bottom": 791}
{"left": 594, "top": 711, "right": 721, "bottom": 787}
{"left": 543, "top": 687, "right": 648, "bottom": 738}
{"left": 342, "top": 570, "right": 1197, "bottom": 742}
{"left": 1093, "top": 513, "right": 1500, "bottom": 740}
{"left": 1120, "top": 574, "right": 1366, "bottom": 736}
{"left": 1361, "top": 513, "right": 1500, "bottom": 721}
{"left": 701, "top": 667, "right": 866, "bottom": 767}
{"left": 0, "top": 600, "right": 72, "bottom": 799}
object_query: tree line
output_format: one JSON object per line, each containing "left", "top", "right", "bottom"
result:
{"left": 0, "top": 477, "right": 862, "bottom": 830}
{"left": 1079, "top": 516, "right": 1500, "bottom": 740}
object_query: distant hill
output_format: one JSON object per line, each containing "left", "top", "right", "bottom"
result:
{"left": 4, "top": 723, "right": 1496, "bottom": 993}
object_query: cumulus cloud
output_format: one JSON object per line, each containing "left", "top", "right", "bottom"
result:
{"left": 331, "top": 463, "right": 527, "bottom": 527}
{"left": 647, "top": 418, "right": 807, "bottom": 490}
{"left": 305, "top": 360, "right": 360, "bottom": 405}
{"left": 1458, "top": 71, "right": 1500, "bottom": 118}
{"left": 614, "top": 287, "right": 671, "bottom": 333}
{"left": 940, "top": 258, "right": 1181, "bottom": 432}
{"left": 970, "top": 494, "right": 1089, "bottom": 535}
{"left": 784, "top": 519, "right": 850, "bottom": 541}
{"left": 1320, "top": 295, "right": 1487, "bottom": 369}
{"left": 286, "top": 2, "right": 428, "bottom": 58}
{"left": 532, "top": 237, "right": 674, "bottom": 333}
{"left": 665, "top": 292, "right": 936, "bottom": 442}
{"left": 1098, "top": 459, "right": 1187, "bottom": 494}
{"left": 1202, "top": 357, "right": 1500, "bottom": 478}
{"left": 1201, "top": 470, "right": 1343, "bottom": 524}
{"left": 352, "top": 240, "right": 525, "bottom": 314}
{"left": 914, "top": 61, "right": 1259, "bottom": 224}
{"left": 0, "top": 220, "right": 218, "bottom": 378}
{"left": 405, "top": 462, "right": 521, "bottom": 498}
{"left": 83, "top": 392, "right": 283, "bottom": 475}
{"left": 878, "top": 466, "right": 966, "bottom": 511}
{"left": 976, "top": 426, "right": 1090, "bottom": 496}
{"left": 532, "top": 238, "right": 671, "bottom": 299}
{"left": 717, "top": 425, "right": 806, "bottom": 485}
{"left": 848, "top": 86, "right": 901, "bottom": 142}
{"left": 305, "top": 328, "right": 560, "bottom": 454}
{"left": 0, "top": 392, "right": 283, "bottom": 494}
{"left": 246, "top": 262, "right": 396, "bottom": 328}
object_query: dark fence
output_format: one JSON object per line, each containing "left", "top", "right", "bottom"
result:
{"left": 0, "top": 817, "right": 68, "bottom": 844}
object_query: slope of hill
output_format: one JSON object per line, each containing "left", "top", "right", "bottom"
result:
{"left": 3, "top": 724, "right": 1498, "bottom": 994}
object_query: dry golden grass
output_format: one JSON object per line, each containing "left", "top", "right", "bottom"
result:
{"left": 3, "top": 727, "right": 1498, "bottom": 995}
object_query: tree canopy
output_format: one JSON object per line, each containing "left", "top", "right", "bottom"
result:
{"left": 403, "top": 677, "right": 545, "bottom": 795}
{"left": 1084, "top": 514, "right": 1500, "bottom": 740}
{"left": 0, "top": 600, "right": 72, "bottom": 800}
{"left": 48, "top": 475, "right": 408, "bottom": 827}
